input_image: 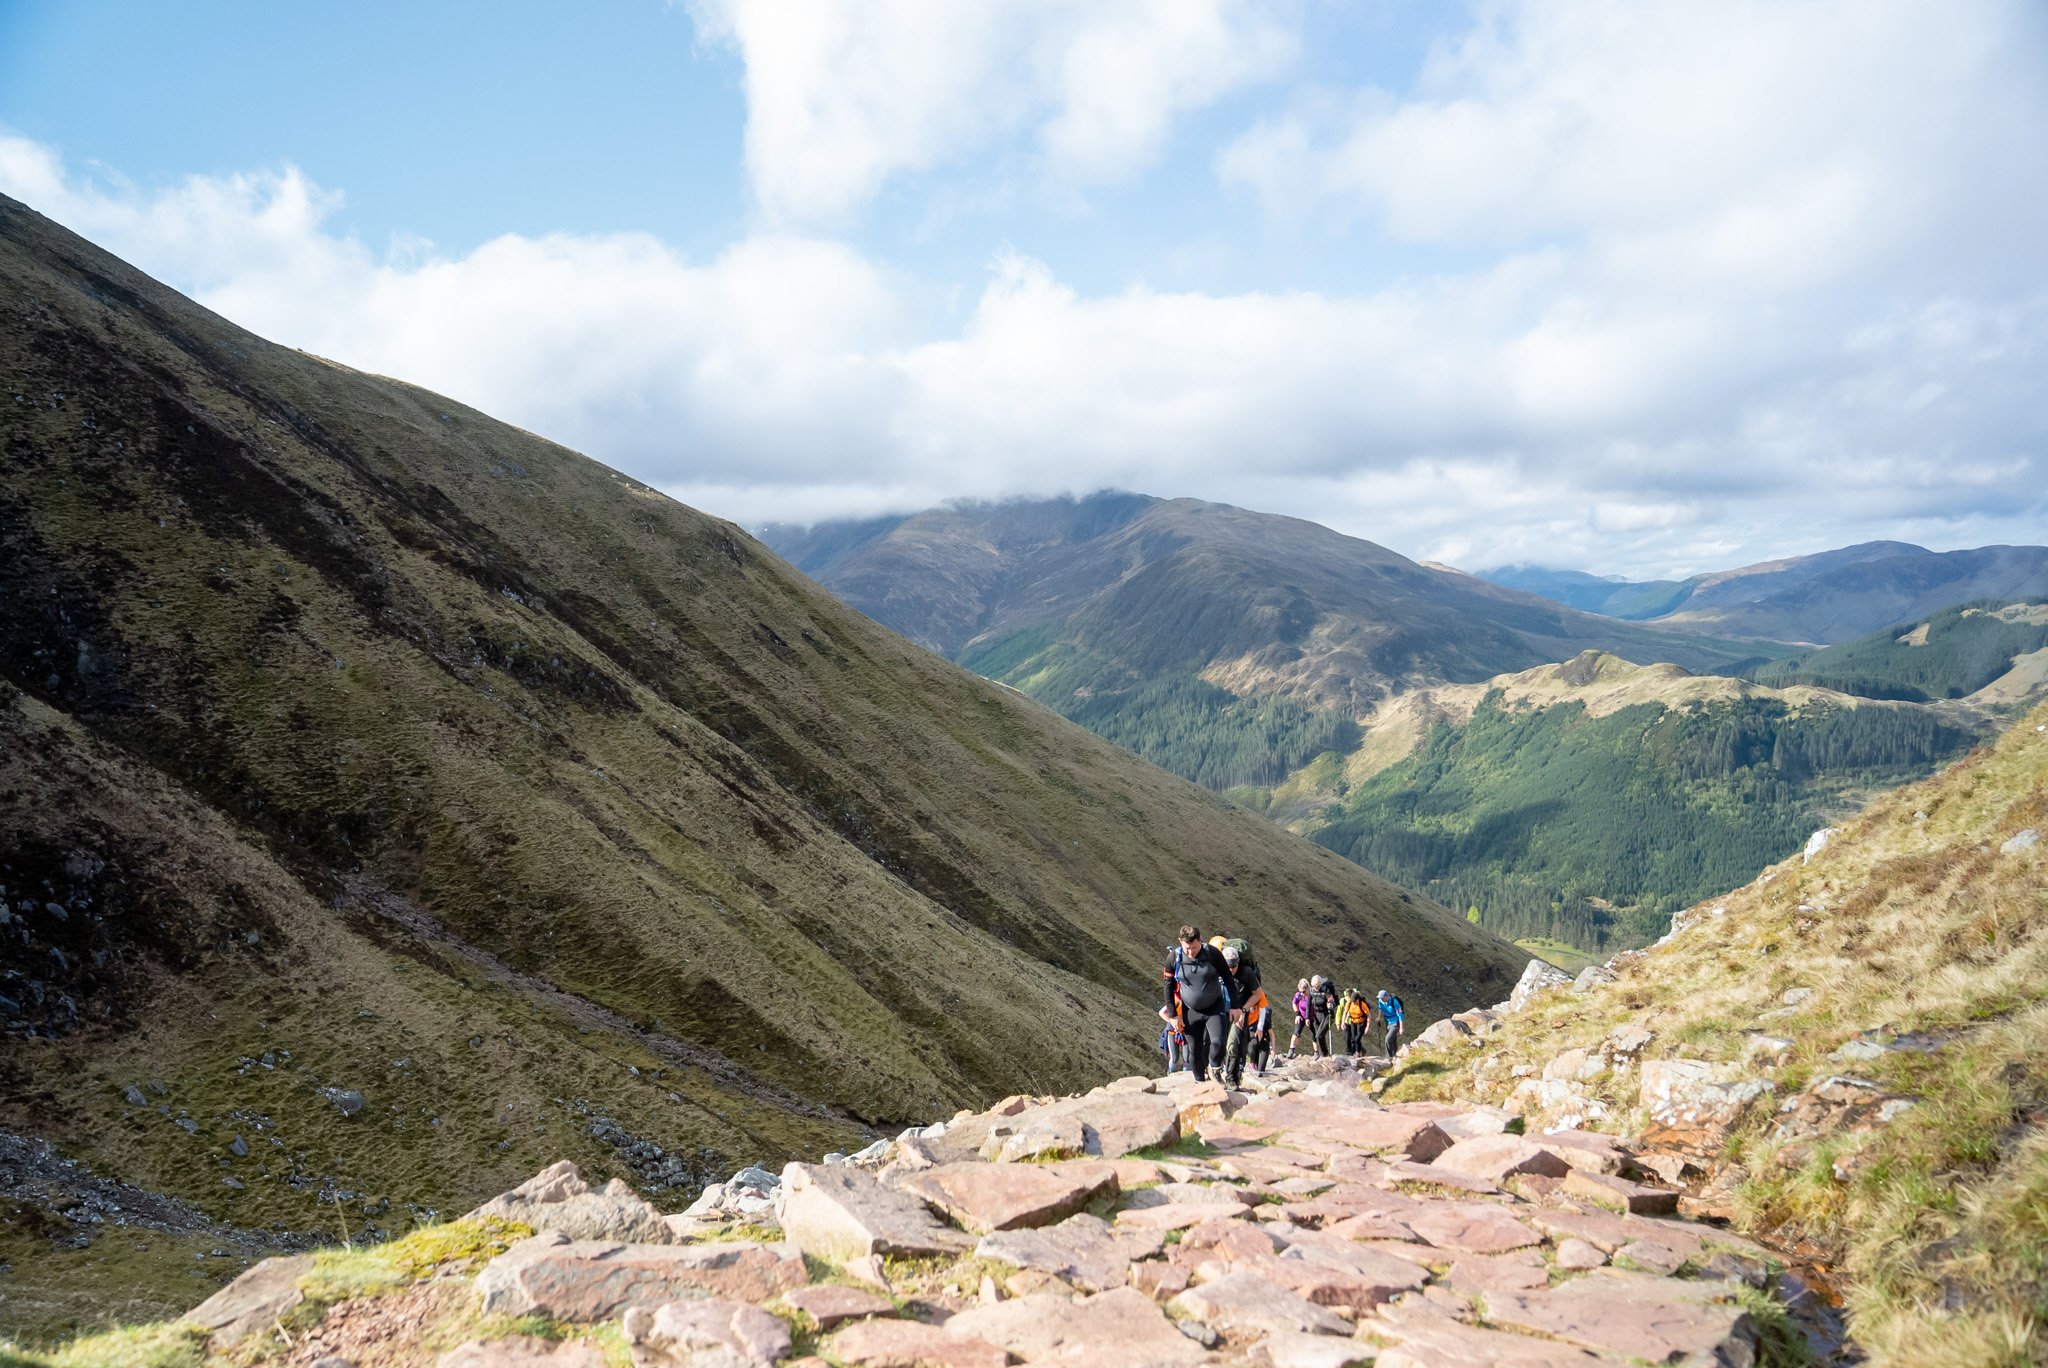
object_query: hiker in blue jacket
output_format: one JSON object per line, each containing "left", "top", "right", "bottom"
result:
{"left": 1376, "top": 988, "right": 1405, "bottom": 1056}
{"left": 1162, "top": 924, "right": 1238, "bottom": 1082}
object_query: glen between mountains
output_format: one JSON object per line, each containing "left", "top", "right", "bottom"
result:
{"left": 0, "top": 192, "right": 1526, "bottom": 1329}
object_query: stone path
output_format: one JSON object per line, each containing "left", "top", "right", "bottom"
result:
{"left": 187, "top": 1055, "right": 1796, "bottom": 1366}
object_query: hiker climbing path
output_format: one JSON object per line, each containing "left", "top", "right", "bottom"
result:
{"left": 184, "top": 1052, "right": 1802, "bottom": 1367}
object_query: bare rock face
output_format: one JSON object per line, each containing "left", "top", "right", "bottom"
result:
{"left": 182, "top": 1253, "right": 317, "bottom": 1345}
{"left": 976, "top": 1212, "right": 1166, "bottom": 1292}
{"left": 474, "top": 1232, "right": 806, "bottom": 1319}
{"left": 465, "top": 1161, "right": 673, "bottom": 1245}
{"left": 1638, "top": 1061, "right": 1773, "bottom": 1157}
{"left": 778, "top": 1162, "right": 973, "bottom": 1260}
{"left": 893, "top": 1160, "right": 1116, "bottom": 1233}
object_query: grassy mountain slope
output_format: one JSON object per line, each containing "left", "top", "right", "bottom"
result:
{"left": 1385, "top": 699, "right": 2048, "bottom": 1363}
{"left": 1485, "top": 542, "right": 2048, "bottom": 645}
{"left": 1259, "top": 654, "right": 1989, "bottom": 954}
{"left": 763, "top": 494, "right": 1782, "bottom": 745}
{"left": 1749, "top": 599, "right": 2048, "bottom": 702}
{"left": 0, "top": 196, "right": 1523, "bottom": 1337}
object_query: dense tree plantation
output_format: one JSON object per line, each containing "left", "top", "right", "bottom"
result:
{"left": 1748, "top": 599, "right": 2048, "bottom": 700}
{"left": 1063, "top": 674, "right": 1361, "bottom": 789}
{"left": 1306, "top": 694, "right": 1981, "bottom": 953}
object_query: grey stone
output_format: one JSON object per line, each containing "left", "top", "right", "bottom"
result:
{"left": 778, "top": 1161, "right": 971, "bottom": 1260}
{"left": 466, "top": 1161, "right": 672, "bottom": 1244}
{"left": 182, "top": 1254, "right": 316, "bottom": 1344}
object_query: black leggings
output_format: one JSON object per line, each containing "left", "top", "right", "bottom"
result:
{"left": 1184, "top": 1009, "right": 1229, "bottom": 1081}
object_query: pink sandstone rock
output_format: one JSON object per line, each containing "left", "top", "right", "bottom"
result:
{"left": 1554, "top": 1238, "right": 1608, "bottom": 1270}
{"left": 1431, "top": 1135, "right": 1571, "bottom": 1183}
{"left": 779, "top": 1163, "right": 972, "bottom": 1260}
{"left": 465, "top": 1161, "right": 674, "bottom": 1245}
{"left": 1445, "top": 1251, "right": 1550, "bottom": 1296}
{"left": 1562, "top": 1169, "right": 1680, "bottom": 1216}
{"left": 1483, "top": 1271, "right": 1758, "bottom": 1366}
{"left": 474, "top": 1233, "right": 806, "bottom": 1319}
{"left": 1250, "top": 1331, "right": 1377, "bottom": 1368}
{"left": 948, "top": 1287, "right": 1209, "bottom": 1363}
{"left": 826, "top": 1319, "right": 1008, "bottom": 1368}
{"left": 1381, "top": 1161, "right": 1501, "bottom": 1195}
{"left": 182, "top": 1254, "right": 316, "bottom": 1345}
{"left": 894, "top": 1160, "right": 1116, "bottom": 1233}
{"left": 1172, "top": 1269, "right": 1352, "bottom": 1336}
{"left": 1402, "top": 1201, "right": 1543, "bottom": 1254}
{"left": 976, "top": 1212, "right": 1166, "bottom": 1292}
{"left": 1305, "top": 1113, "right": 1454, "bottom": 1163}
{"left": 627, "top": 1298, "right": 791, "bottom": 1366}
{"left": 1369, "top": 1300, "right": 1632, "bottom": 1367}
{"left": 1116, "top": 1202, "right": 1242, "bottom": 1231}
{"left": 438, "top": 1337, "right": 608, "bottom": 1367}
{"left": 783, "top": 1284, "right": 897, "bottom": 1329}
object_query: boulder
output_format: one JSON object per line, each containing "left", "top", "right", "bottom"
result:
{"left": 778, "top": 1162, "right": 971, "bottom": 1260}
{"left": 1507, "top": 959, "right": 1573, "bottom": 1012}
{"left": 893, "top": 1160, "right": 1115, "bottom": 1233}
{"left": 624, "top": 1298, "right": 792, "bottom": 1367}
{"left": 1529, "top": 1130, "right": 1630, "bottom": 1176}
{"left": 466, "top": 1161, "right": 672, "bottom": 1244}
{"left": 1304, "top": 1112, "right": 1453, "bottom": 1162}
{"left": 976, "top": 1212, "right": 1166, "bottom": 1292}
{"left": 947, "top": 1287, "right": 1208, "bottom": 1364}
{"left": 1573, "top": 965, "right": 1617, "bottom": 992}
{"left": 474, "top": 1233, "right": 806, "bottom": 1319}
{"left": 1638, "top": 1061, "right": 1772, "bottom": 1157}
{"left": 1407, "top": 1018, "right": 1472, "bottom": 1052}
{"left": 1006, "top": 1091, "right": 1183, "bottom": 1159}
{"left": 1431, "top": 1135, "right": 1571, "bottom": 1183}
{"left": 182, "top": 1254, "right": 316, "bottom": 1345}
{"left": 1562, "top": 1170, "right": 1680, "bottom": 1216}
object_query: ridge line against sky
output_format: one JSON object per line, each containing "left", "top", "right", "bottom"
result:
{"left": 2, "top": 0, "right": 2045, "bottom": 579}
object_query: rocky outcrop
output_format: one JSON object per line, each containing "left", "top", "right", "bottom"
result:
{"left": 465, "top": 1160, "right": 674, "bottom": 1244}
{"left": 1506, "top": 958, "right": 1573, "bottom": 1012}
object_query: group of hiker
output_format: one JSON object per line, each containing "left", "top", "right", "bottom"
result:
{"left": 1156, "top": 924, "right": 1405, "bottom": 1086}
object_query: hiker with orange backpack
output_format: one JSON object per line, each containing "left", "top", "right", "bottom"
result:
{"left": 1215, "top": 940, "right": 1267, "bottom": 1087}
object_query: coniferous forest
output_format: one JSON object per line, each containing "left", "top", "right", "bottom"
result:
{"left": 1305, "top": 694, "right": 1981, "bottom": 952}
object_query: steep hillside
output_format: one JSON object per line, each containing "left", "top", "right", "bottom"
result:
{"left": 0, "top": 196, "right": 1524, "bottom": 1338}
{"left": 763, "top": 496, "right": 1780, "bottom": 762}
{"left": 1387, "top": 699, "right": 2048, "bottom": 1364}
{"left": 1749, "top": 599, "right": 2048, "bottom": 703}
{"left": 1484, "top": 542, "right": 2048, "bottom": 645}
{"left": 1259, "top": 654, "right": 1988, "bottom": 954}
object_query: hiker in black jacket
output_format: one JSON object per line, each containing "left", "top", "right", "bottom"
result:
{"left": 1161, "top": 924, "right": 1238, "bottom": 1083}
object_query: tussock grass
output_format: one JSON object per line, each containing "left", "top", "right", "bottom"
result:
{"left": 1385, "top": 702, "right": 2048, "bottom": 1364}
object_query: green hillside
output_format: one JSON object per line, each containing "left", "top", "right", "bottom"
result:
{"left": 1748, "top": 599, "right": 2048, "bottom": 700}
{"left": 1303, "top": 689, "right": 1981, "bottom": 952}
{"left": 0, "top": 195, "right": 1524, "bottom": 1340}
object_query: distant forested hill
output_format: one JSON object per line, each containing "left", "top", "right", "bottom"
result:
{"left": 1748, "top": 600, "right": 2048, "bottom": 701}
{"left": 1298, "top": 684, "right": 1983, "bottom": 952}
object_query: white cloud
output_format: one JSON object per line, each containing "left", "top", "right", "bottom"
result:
{"left": 7, "top": 0, "right": 2048, "bottom": 604}
{"left": 687, "top": 0, "right": 1296, "bottom": 220}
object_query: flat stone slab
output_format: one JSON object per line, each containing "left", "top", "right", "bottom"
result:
{"left": 1171, "top": 1269, "right": 1352, "bottom": 1337}
{"left": 1446, "top": 1251, "right": 1550, "bottom": 1296}
{"left": 439, "top": 1336, "right": 609, "bottom": 1367}
{"left": 1532, "top": 1130, "right": 1630, "bottom": 1175}
{"left": 1402, "top": 1201, "right": 1542, "bottom": 1254}
{"left": 780, "top": 1162, "right": 972, "bottom": 1260}
{"left": 1117, "top": 1202, "right": 1242, "bottom": 1231}
{"left": 1432, "top": 1135, "right": 1571, "bottom": 1183}
{"left": 628, "top": 1297, "right": 791, "bottom": 1366}
{"left": 1251, "top": 1331, "right": 1376, "bottom": 1368}
{"left": 1387, "top": 1103, "right": 1514, "bottom": 1141}
{"left": 1192, "top": 1250, "right": 1422, "bottom": 1313}
{"left": 977, "top": 1212, "right": 1166, "bottom": 1292}
{"left": 1484, "top": 1271, "right": 1758, "bottom": 1366}
{"left": 1528, "top": 1209, "right": 1720, "bottom": 1258}
{"left": 1563, "top": 1169, "right": 1680, "bottom": 1215}
{"left": 1382, "top": 1161, "right": 1501, "bottom": 1195}
{"left": 1370, "top": 1301, "right": 1632, "bottom": 1367}
{"left": 783, "top": 1283, "right": 897, "bottom": 1329}
{"left": 1000, "top": 1091, "right": 1183, "bottom": 1159}
{"left": 465, "top": 1160, "right": 672, "bottom": 1244}
{"left": 1305, "top": 1113, "right": 1453, "bottom": 1162}
{"left": 826, "top": 1318, "right": 1008, "bottom": 1368}
{"left": 182, "top": 1253, "right": 316, "bottom": 1345}
{"left": 949, "top": 1287, "right": 1208, "bottom": 1363}
{"left": 475, "top": 1233, "right": 807, "bottom": 1319}
{"left": 895, "top": 1160, "right": 1116, "bottom": 1232}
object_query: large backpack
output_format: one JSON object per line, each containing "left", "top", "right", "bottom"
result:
{"left": 1217, "top": 936, "right": 1258, "bottom": 979}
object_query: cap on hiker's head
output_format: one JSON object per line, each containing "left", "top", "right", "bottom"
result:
{"left": 1377, "top": 989, "right": 1391, "bottom": 1001}
{"left": 1222, "top": 946, "right": 1240, "bottom": 964}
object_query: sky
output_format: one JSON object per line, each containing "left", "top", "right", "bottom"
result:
{"left": 2, "top": 0, "right": 2045, "bottom": 578}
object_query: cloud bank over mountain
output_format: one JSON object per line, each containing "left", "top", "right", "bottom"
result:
{"left": 4, "top": 0, "right": 2044, "bottom": 577}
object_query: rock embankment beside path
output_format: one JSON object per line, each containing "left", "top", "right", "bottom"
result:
{"left": 179, "top": 1049, "right": 1813, "bottom": 1367}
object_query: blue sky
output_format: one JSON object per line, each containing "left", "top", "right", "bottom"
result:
{"left": 4, "top": 0, "right": 2046, "bottom": 576}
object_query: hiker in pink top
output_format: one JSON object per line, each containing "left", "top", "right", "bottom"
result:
{"left": 1286, "top": 979, "right": 1313, "bottom": 1057}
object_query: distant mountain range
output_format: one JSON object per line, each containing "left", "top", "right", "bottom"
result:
{"left": 1483, "top": 542, "right": 2048, "bottom": 645}
{"left": 761, "top": 493, "right": 1778, "bottom": 720}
